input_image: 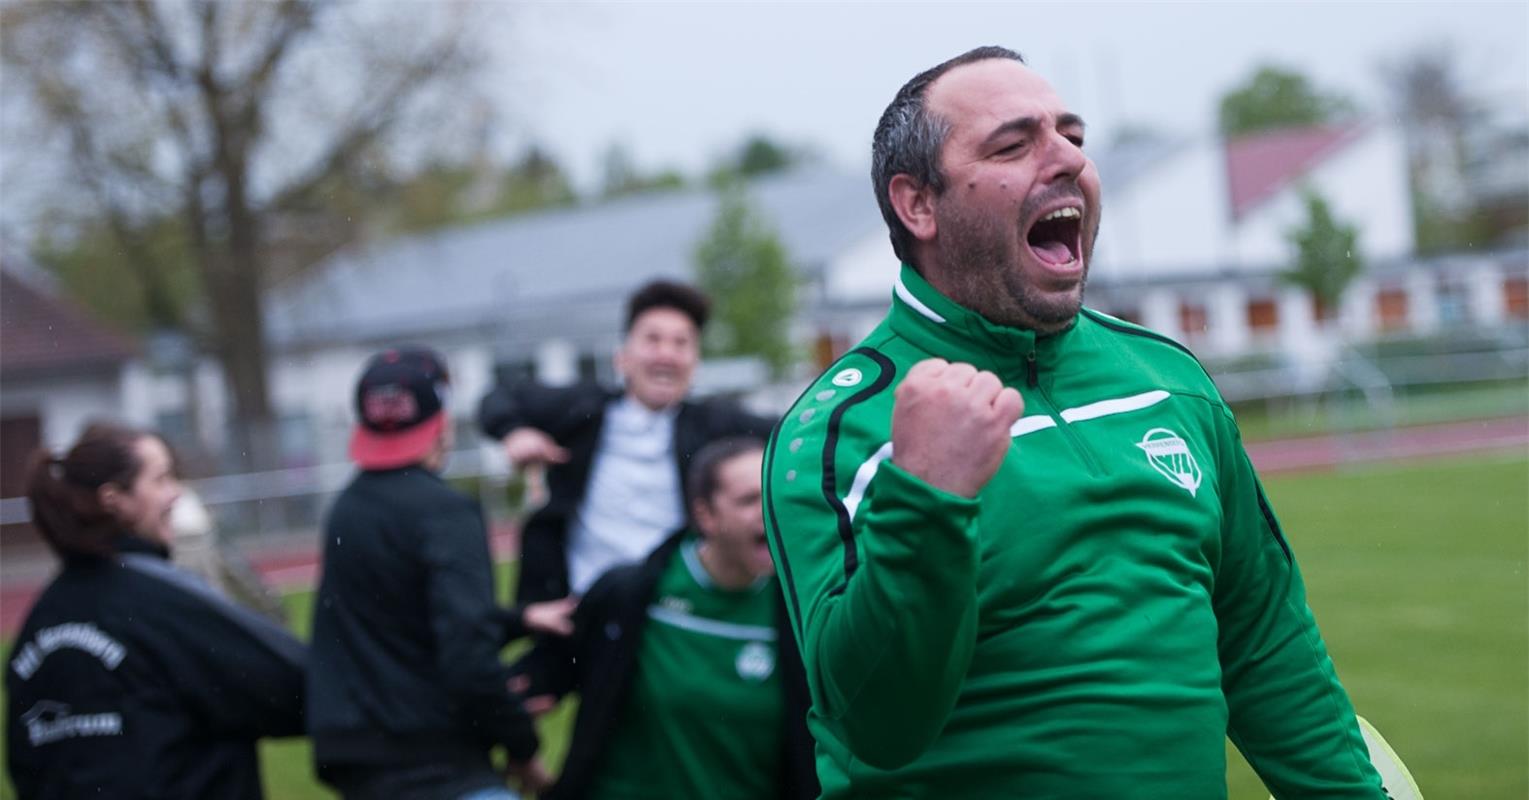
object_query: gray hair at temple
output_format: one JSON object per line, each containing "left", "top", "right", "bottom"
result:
{"left": 870, "top": 45, "right": 1026, "bottom": 266}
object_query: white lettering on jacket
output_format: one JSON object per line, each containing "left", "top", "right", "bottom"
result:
{"left": 10, "top": 622, "right": 127, "bottom": 681}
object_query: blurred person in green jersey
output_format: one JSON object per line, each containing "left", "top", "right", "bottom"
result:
{"left": 512, "top": 437, "right": 817, "bottom": 800}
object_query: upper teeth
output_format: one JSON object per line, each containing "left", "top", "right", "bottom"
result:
{"left": 1040, "top": 207, "right": 1081, "bottom": 222}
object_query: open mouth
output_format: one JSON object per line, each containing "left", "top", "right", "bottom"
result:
{"left": 1025, "top": 206, "right": 1083, "bottom": 269}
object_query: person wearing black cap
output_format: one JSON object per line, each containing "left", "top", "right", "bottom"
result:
{"left": 307, "top": 347, "right": 570, "bottom": 800}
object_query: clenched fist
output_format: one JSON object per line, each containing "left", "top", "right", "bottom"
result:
{"left": 890, "top": 359, "right": 1024, "bottom": 498}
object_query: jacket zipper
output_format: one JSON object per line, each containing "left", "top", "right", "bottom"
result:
{"left": 1025, "top": 349, "right": 1105, "bottom": 476}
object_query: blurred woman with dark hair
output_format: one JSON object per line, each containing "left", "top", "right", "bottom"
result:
{"left": 5, "top": 422, "right": 306, "bottom": 800}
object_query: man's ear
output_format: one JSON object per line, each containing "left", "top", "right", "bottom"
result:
{"left": 888, "top": 174, "right": 938, "bottom": 245}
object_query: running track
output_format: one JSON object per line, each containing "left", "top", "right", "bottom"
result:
{"left": 3, "top": 416, "right": 1525, "bottom": 638}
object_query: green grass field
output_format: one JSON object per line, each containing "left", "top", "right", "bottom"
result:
{"left": 4, "top": 451, "right": 1526, "bottom": 798}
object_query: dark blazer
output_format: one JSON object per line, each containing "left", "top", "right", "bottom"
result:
{"left": 512, "top": 532, "right": 819, "bottom": 800}
{"left": 478, "top": 380, "right": 775, "bottom": 604}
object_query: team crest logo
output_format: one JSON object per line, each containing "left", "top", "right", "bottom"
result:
{"left": 831, "top": 368, "right": 863, "bottom": 387}
{"left": 1136, "top": 428, "right": 1202, "bottom": 497}
{"left": 735, "top": 641, "right": 775, "bottom": 681}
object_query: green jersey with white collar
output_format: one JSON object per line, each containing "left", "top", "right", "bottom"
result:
{"left": 589, "top": 536, "right": 783, "bottom": 800}
{"left": 763, "top": 264, "right": 1385, "bottom": 799}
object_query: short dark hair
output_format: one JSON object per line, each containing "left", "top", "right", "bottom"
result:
{"left": 871, "top": 46, "right": 1026, "bottom": 265}
{"left": 625, "top": 279, "right": 711, "bottom": 333}
{"left": 686, "top": 436, "right": 765, "bottom": 507}
{"left": 25, "top": 422, "right": 161, "bottom": 558}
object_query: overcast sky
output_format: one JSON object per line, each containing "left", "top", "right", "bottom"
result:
{"left": 495, "top": 1, "right": 1529, "bottom": 189}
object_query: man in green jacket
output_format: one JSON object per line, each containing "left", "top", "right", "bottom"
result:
{"left": 762, "top": 46, "right": 1388, "bottom": 799}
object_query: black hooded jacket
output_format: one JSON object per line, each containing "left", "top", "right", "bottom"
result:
{"left": 5, "top": 535, "right": 307, "bottom": 800}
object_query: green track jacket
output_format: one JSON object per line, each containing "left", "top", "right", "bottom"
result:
{"left": 763, "top": 265, "right": 1386, "bottom": 799}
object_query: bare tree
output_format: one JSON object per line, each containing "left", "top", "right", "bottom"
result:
{"left": 1, "top": 0, "right": 492, "bottom": 468}
{"left": 1380, "top": 43, "right": 1478, "bottom": 247}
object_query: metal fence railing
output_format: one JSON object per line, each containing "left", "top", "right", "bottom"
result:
{"left": 4, "top": 342, "right": 1525, "bottom": 539}
{"left": 0, "top": 445, "right": 517, "bottom": 540}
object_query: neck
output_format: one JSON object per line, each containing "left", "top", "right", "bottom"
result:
{"left": 913, "top": 258, "right": 1075, "bottom": 335}
{"left": 697, "top": 540, "right": 756, "bottom": 590}
{"left": 625, "top": 391, "right": 677, "bottom": 413}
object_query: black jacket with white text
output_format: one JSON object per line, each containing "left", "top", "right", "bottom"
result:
{"left": 5, "top": 535, "right": 307, "bottom": 800}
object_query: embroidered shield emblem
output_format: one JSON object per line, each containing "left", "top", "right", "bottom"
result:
{"left": 1136, "top": 427, "right": 1202, "bottom": 497}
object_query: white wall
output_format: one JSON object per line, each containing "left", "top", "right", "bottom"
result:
{"left": 0, "top": 369, "right": 133, "bottom": 450}
{"left": 1232, "top": 126, "right": 1415, "bottom": 269}
{"left": 1091, "top": 145, "right": 1232, "bottom": 281}
{"left": 823, "top": 230, "right": 899, "bottom": 306}
{"left": 1092, "top": 125, "right": 1414, "bottom": 282}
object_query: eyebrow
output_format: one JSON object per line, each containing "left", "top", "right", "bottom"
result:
{"left": 981, "top": 113, "right": 1088, "bottom": 147}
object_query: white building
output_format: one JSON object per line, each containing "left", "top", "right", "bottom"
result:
{"left": 86, "top": 124, "right": 1529, "bottom": 468}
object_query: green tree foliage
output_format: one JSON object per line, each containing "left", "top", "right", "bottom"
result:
{"left": 736, "top": 134, "right": 795, "bottom": 176}
{"left": 31, "top": 216, "right": 200, "bottom": 332}
{"left": 693, "top": 183, "right": 797, "bottom": 378}
{"left": 1284, "top": 190, "right": 1362, "bottom": 320}
{"left": 1219, "top": 65, "right": 1358, "bottom": 136}
{"left": 707, "top": 133, "right": 803, "bottom": 187}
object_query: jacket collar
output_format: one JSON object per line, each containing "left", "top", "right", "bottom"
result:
{"left": 116, "top": 532, "right": 171, "bottom": 561}
{"left": 888, "top": 264, "right": 1079, "bottom": 384}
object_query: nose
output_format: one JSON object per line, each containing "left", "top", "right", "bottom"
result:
{"left": 1040, "top": 129, "right": 1087, "bottom": 185}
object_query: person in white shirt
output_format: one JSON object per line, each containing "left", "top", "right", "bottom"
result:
{"left": 477, "top": 280, "right": 776, "bottom": 603}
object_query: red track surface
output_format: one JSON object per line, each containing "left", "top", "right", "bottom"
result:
{"left": 4, "top": 417, "right": 1525, "bottom": 638}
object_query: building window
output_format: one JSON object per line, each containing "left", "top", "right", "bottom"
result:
{"left": 1178, "top": 302, "right": 1208, "bottom": 338}
{"left": 1376, "top": 288, "right": 1410, "bottom": 331}
{"left": 1246, "top": 298, "right": 1279, "bottom": 332}
{"left": 1506, "top": 276, "right": 1529, "bottom": 319}
{"left": 1437, "top": 280, "right": 1469, "bottom": 327}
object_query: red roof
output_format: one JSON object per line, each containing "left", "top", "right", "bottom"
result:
{"left": 1225, "top": 124, "right": 1367, "bottom": 220}
{"left": 0, "top": 269, "right": 138, "bottom": 379}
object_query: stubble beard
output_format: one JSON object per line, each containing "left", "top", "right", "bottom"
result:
{"left": 931, "top": 194, "right": 1095, "bottom": 333}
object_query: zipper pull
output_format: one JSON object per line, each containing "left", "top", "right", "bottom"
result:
{"left": 1025, "top": 351, "right": 1038, "bottom": 388}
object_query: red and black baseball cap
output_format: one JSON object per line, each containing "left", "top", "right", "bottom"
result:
{"left": 348, "top": 347, "right": 451, "bottom": 470}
